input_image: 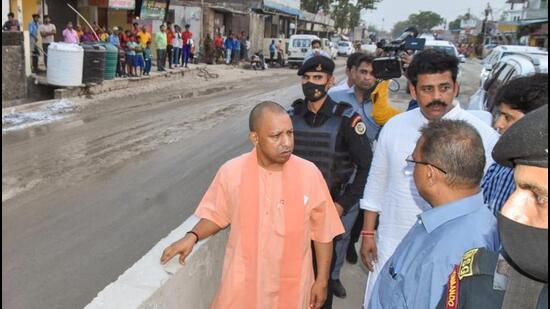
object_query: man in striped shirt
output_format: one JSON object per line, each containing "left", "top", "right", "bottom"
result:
{"left": 481, "top": 73, "right": 548, "bottom": 215}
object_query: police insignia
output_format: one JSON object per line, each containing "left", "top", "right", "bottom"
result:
{"left": 445, "top": 265, "right": 460, "bottom": 309}
{"left": 458, "top": 248, "right": 479, "bottom": 280}
{"left": 316, "top": 64, "right": 323, "bottom": 71}
{"left": 314, "top": 89, "right": 322, "bottom": 98}
{"left": 355, "top": 122, "right": 367, "bottom": 135}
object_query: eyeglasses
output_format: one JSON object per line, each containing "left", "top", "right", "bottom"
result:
{"left": 405, "top": 155, "right": 448, "bottom": 175}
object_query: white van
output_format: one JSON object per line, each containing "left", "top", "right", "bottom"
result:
{"left": 287, "top": 34, "right": 333, "bottom": 67}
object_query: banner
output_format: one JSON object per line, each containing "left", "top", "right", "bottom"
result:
{"left": 109, "top": 0, "right": 135, "bottom": 9}
{"left": 140, "top": 0, "right": 168, "bottom": 20}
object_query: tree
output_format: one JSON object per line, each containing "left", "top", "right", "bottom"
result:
{"left": 408, "top": 11, "right": 445, "bottom": 33}
{"left": 449, "top": 18, "right": 462, "bottom": 31}
{"left": 392, "top": 20, "right": 410, "bottom": 38}
{"left": 301, "top": 0, "right": 332, "bottom": 14}
{"left": 391, "top": 11, "right": 445, "bottom": 38}
{"left": 367, "top": 25, "right": 379, "bottom": 33}
{"left": 301, "top": 0, "right": 381, "bottom": 32}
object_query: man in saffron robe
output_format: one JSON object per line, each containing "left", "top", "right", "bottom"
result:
{"left": 161, "top": 101, "right": 345, "bottom": 309}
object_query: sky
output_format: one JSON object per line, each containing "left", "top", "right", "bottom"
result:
{"left": 361, "top": 0, "right": 509, "bottom": 32}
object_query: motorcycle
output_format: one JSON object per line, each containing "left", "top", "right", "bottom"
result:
{"left": 251, "top": 50, "right": 267, "bottom": 70}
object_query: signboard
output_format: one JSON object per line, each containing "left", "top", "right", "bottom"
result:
{"left": 140, "top": 0, "right": 168, "bottom": 20}
{"left": 268, "top": 0, "right": 300, "bottom": 10}
{"left": 460, "top": 19, "right": 478, "bottom": 29}
{"left": 109, "top": 0, "right": 135, "bottom": 9}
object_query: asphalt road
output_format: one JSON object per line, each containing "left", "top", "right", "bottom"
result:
{"left": 2, "top": 58, "right": 483, "bottom": 309}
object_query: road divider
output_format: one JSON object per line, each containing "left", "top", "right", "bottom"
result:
{"left": 84, "top": 215, "right": 228, "bottom": 309}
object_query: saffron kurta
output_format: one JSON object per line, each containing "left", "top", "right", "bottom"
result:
{"left": 195, "top": 151, "right": 344, "bottom": 309}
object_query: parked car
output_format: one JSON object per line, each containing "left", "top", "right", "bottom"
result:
{"left": 337, "top": 41, "right": 354, "bottom": 56}
{"left": 479, "top": 45, "right": 547, "bottom": 86}
{"left": 360, "top": 43, "right": 378, "bottom": 54}
{"left": 327, "top": 40, "right": 338, "bottom": 60}
{"left": 468, "top": 53, "right": 548, "bottom": 115}
{"left": 423, "top": 40, "right": 463, "bottom": 62}
{"left": 421, "top": 40, "right": 464, "bottom": 84}
{"left": 483, "top": 44, "right": 498, "bottom": 58}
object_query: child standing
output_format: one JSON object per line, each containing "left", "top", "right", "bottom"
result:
{"left": 126, "top": 34, "right": 137, "bottom": 77}
{"left": 144, "top": 41, "right": 153, "bottom": 76}
{"left": 134, "top": 35, "right": 145, "bottom": 77}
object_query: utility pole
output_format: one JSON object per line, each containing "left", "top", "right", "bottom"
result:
{"left": 201, "top": 0, "right": 204, "bottom": 44}
{"left": 478, "top": 2, "right": 492, "bottom": 56}
{"left": 482, "top": 3, "right": 493, "bottom": 44}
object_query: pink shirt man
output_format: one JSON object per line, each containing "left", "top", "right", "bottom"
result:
{"left": 63, "top": 27, "right": 79, "bottom": 44}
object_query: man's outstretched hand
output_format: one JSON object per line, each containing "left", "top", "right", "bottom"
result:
{"left": 160, "top": 234, "right": 196, "bottom": 265}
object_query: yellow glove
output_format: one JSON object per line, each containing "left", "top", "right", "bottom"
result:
{"left": 371, "top": 80, "right": 401, "bottom": 126}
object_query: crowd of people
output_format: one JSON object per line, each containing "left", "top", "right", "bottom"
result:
{"left": 160, "top": 47, "right": 548, "bottom": 309}
{"left": 5, "top": 12, "right": 258, "bottom": 76}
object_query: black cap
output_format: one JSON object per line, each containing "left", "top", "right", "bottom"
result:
{"left": 493, "top": 104, "right": 548, "bottom": 168}
{"left": 298, "top": 56, "right": 335, "bottom": 76}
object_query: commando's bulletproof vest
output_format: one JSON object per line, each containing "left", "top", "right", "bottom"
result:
{"left": 291, "top": 106, "right": 356, "bottom": 197}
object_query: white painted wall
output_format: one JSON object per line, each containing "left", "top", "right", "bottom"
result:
{"left": 84, "top": 215, "right": 227, "bottom": 309}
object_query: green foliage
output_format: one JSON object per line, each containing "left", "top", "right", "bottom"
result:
{"left": 449, "top": 18, "right": 462, "bottom": 31}
{"left": 301, "top": 0, "right": 332, "bottom": 14}
{"left": 302, "top": 0, "right": 381, "bottom": 31}
{"left": 392, "top": 20, "right": 410, "bottom": 38}
{"left": 392, "top": 11, "right": 445, "bottom": 37}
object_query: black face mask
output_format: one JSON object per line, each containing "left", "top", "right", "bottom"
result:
{"left": 498, "top": 212, "right": 548, "bottom": 282}
{"left": 302, "top": 82, "right": 327, "bottom": 102}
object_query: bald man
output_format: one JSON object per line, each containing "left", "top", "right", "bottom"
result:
{"left": 161, "top": 101, "right": 344, "bottom": 309}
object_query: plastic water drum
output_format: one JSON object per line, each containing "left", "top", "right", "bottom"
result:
{"left": 97, "top": 42, "right": 118, "bottom": 80}
{"left": 81, "top": 44, "right": 105, "bottom": 84}
{"left": 47, "top": 43, "right": 84, "bottom": 86}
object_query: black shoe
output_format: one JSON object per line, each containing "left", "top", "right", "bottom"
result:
{"left": 330, "top": 279, "right": 347, "bottom": 298}
{"left": 346, "top": 244, "right": 358, "bottom": 264}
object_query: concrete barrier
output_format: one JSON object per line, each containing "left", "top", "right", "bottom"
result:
{"left": 84, "top": 215, "right": 227, "bottom": 309}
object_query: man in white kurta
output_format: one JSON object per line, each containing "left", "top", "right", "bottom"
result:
{"left": 360, "top": 50, "right": 500, "bottom": 308}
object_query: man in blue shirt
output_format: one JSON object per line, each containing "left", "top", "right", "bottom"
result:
{"left": 304, "top": 39, "right": 331, "bottom": 62}
{"left": 329, "top": 54, "right": 399, "bottom": 146}
{"left": 28, "top": 14, "right": 40, "bottom": 73}
{"left": 481, "top": 73, "right": 548, "bottom": 216}
{"left": 367, "top": 119, "right": 500, "bottom": 309}
{"left": 224, "top": 33, "right": 234, "bottom": 65}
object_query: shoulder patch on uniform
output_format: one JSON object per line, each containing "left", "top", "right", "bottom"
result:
{"left": 290, "top": 99, "right": 306, "bottom": 116}
{"left": 354, "top": 121, "right": 367, "bottom": 135}
{"left": 333, "top": 101, "right": 354, "bottom": 118}
{"left": 445, "top": 265, "right": 461, "bottom": 309}
{"left": 459, "top": 248, "right": 480, "bottom": 280}
{"left": 292, "top": 99, "right": 306, "bottom": 108}
{"left": 350, "top": 114, "right": 362, "bottom": 128}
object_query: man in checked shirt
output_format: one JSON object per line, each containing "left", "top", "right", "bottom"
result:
{"left": 481, "top": 73, "right": 548, "bottom": 216}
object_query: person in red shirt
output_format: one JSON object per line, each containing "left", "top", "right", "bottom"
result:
{"left": 182, "top": 24, "right": 193, "bottom": 68}
{"left": 118, "top": 28, "right": 129, "bottom": 50}
{"left": 131, "top": 22, "right": 140, "bottom": 36}
{"left": 214, "top": 33, "right": 224, "bottom": 64}
{"left": 166, "top": 22, "right": 175, "bottom": 69}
